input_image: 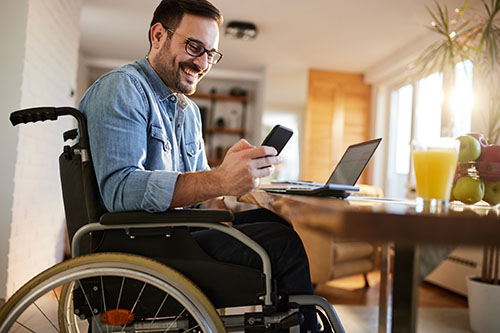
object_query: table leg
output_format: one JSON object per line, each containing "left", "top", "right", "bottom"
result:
{"left": 391, "top": 244, "right": 420, "bottom": 333}
{"left": 378, "top": 243, "right": 392, "bottom": 333}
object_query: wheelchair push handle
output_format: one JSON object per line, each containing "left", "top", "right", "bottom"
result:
{"left": 10, "top": 106, "right": 90, "bottom": 149}
{"left": 10, "top": 107, "right": 58, "bottom": 126}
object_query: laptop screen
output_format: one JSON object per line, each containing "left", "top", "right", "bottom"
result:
{"left": 326, "top": 138, "right": 382, "bottom": 185}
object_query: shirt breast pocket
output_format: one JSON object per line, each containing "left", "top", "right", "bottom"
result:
{"left": 185, "top": 139, "right": 204, "bottom": 170}
{"left": 150, "top": 125, "right": 173, "bottom": 167}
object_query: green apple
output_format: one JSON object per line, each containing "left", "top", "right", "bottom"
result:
{"left": 483, "top": 180, "right": 500, "bottom": 206}
{"left": 457, "top": 135, "right": 481, "bottom": 162}
{"left": 452, "top": 176, "right": 485, "bottom": 204}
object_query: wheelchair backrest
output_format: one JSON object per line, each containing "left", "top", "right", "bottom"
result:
{"left": 59, "top": 140, "right": 106, "bottom": 246}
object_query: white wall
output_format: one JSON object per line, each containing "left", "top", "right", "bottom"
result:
{"left": 0, "top": 0, "right": 29, "bottom": 301}
{"left": 76, "top": 51, "right": 91, "bottom": 105}
{"left": 263, "top": 65, "right": 308, "bottom": 113}
{"left": 2, "top": 0, "right": 82, "bottom": 298}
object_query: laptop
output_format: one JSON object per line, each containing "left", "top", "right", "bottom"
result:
{"left": 264, "top": 138, "right": 382, "bottom": 198}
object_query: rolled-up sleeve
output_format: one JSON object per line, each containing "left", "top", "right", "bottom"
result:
{"left": 140, "top": 170, "right": 179, "bottom": 212}
{"left": 80, "top": 71, "right": 179, "bottom": 212}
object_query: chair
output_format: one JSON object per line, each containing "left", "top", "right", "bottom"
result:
{"left": 0, "top": 106, "right": 345, "bottom": 332}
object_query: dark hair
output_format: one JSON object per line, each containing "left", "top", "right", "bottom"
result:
{"left": 148, "top": 0, "right": 223, "bottom": 48}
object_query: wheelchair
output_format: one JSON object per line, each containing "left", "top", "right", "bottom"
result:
{"left": 0, "top": 107, "right": 345, "bottom": 332}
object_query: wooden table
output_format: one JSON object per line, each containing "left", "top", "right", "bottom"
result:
{"left": 240, "top": 191, "right": 500, "bottom": 333}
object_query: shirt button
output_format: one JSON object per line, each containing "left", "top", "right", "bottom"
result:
{"left": 170, "top": 96, "right": 176, "bottom": 102}
{"left": 169, "top": 117, "right": 173, "bottom": 121}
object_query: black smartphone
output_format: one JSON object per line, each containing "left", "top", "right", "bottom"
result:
{"left": 261, "top": 125, "right": 293, "bottom": 155}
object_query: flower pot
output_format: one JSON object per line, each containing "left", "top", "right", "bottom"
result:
{"left": 466, "top": 275, "right": 500, "bottom": 332}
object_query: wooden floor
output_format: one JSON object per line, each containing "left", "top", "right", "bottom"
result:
{"left": 315, "top": 270, "right": 468, "bottom": 308}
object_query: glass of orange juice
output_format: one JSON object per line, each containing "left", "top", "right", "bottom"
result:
{"left": 412, "top": 137, "right": 459, "bottom": 208}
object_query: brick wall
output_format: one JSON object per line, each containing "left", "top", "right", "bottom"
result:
{"left": 0, "top": 0, "right": 28, "bottom": 301}
{"left": 6, "top": 0, "right": 82, "bottom": 297}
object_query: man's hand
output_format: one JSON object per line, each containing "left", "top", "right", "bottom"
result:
{"left": 214, "top": 139, "right": 280, "bottom": 197}
{"left": 170, "top": 139, "right": 280, "bottom": 208}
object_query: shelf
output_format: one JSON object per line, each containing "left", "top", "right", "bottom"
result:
{"left": 192, "top": 92, "right": 248, "bottom": 103}
{"left": 193, "top": 90, "right": 249, "bottom": 167}
{"left": 207, "top": 127, "right": 246, "bottom": 135}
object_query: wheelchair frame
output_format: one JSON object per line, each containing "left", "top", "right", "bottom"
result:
{"left": 0, "top": 107, "right": 345, "bottom": 332}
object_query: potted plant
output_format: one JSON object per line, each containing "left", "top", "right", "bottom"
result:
{"left": 415, "top": 1, "right": 500, "bottom": 332}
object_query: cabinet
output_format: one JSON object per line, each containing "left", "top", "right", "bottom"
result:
{"left": 191, "top": 91, "right": 248, "bottom": 166}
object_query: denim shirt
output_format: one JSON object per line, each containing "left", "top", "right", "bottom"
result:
{"left": 79, "top": 56, "right": 209, "bottom": 213}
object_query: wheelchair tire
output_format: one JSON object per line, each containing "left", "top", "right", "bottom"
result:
{"left": 0, "top": 252, "right": 225, "bottom": 332}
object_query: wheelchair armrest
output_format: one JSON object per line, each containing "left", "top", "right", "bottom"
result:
{"left": 99, "top": 209, "right": 234, "bottom": 225}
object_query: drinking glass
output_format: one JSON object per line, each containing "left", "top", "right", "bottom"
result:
{"left": 412, "top": 137, "right": 459, "bottom": 209}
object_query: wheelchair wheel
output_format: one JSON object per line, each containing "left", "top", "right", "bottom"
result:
{"left": 0, "top": 253, "right": 225, "bottom": 332}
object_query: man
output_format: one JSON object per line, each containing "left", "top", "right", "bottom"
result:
{"left": 80, "top": 0, "right": 317, "bottom": 331}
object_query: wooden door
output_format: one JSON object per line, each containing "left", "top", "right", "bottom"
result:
{"left": 302, "top": 69, "right": 371, "bottom": 183}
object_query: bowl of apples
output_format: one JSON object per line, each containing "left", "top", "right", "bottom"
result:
{"left": 451, "top": 133, "right": 500, "bottom": 206}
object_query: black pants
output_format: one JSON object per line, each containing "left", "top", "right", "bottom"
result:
{"left": 192, "top": 208, "right": 318, "bottom": 332}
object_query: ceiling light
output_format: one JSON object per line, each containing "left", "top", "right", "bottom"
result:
{"left": 225, "top": 21, "right": 258, "bottom": 40}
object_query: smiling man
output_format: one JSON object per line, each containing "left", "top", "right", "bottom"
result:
{"left": 79, "top": 0, "right": 317, "bottom": 331}
{"left": 149, "top": 12, "right": 220, "bottom": 95}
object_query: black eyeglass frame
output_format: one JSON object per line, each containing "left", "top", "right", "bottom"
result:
{"left": 162, "top": 25, "right": 223, "bottom": 65}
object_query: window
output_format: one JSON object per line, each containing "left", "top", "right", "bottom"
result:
{"left": 386, "top": 61, "right": 473, "bottom": 198}
{"left": 414, "top": 72, "right": 443, "bottom": 141}
{"left": 390, "top": 84, "right": 413, "bottom": 175}
{"left": 261, "top": 111, "right": 300, "bottom": 182}
{"left": 451, "top": 60, "right": 473, "bottom": 137}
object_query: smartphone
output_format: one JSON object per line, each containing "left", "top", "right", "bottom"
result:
{"left": 261, "top": 125, "right": 293, "bottom": 155}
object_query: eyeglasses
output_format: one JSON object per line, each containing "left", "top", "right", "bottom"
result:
{"left": 163, "top": 25, "right": 223, "bottom": 65}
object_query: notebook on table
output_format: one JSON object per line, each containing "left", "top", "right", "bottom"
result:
{"left": 263, "top": 138, "right": 382, "bottom": 198}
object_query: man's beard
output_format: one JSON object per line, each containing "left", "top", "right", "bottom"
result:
{"left": 153, "top": 40, "right": 202, "bottom": 95}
